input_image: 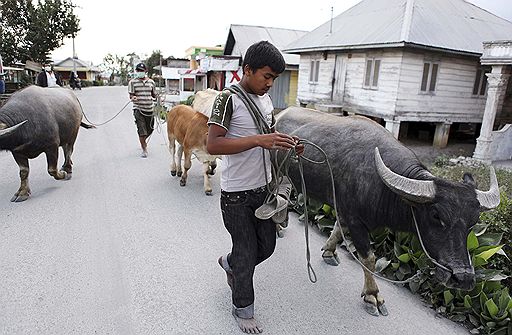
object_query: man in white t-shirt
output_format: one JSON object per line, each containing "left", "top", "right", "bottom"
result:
{"left": 207, "top": 41, "right": 303, "bottom": 334}
{"left": 36, "top": 65, "right": 62, "bottom": 88}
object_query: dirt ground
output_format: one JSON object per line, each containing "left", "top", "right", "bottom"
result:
{"left": 402, "top": 139, "right": 476, "bottom": 168}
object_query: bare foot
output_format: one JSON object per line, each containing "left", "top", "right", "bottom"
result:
{"left": 233, "top": 313, "right": 263, "bottom": 334}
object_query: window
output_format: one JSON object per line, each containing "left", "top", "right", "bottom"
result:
{"left": 364, "top": 58, "right": 381, "bottom": 89}
{"left": 183, "top": 78, "right": 194, "bottom": 92}
{"left": 420, "top": 62, "right": 439, "bottom": 92}
{"left": 472, "top": 67, "right": 490, "bottom": 96}
{"left": 309, "top": 60, "right": 320, "bottom": 83}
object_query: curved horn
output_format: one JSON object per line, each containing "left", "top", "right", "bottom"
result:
{"left": 0, "top": 120, "right": 28, "bottom": 138}
{"left": 374, "top": 147, "right": 436, "bottom": 203}
{"left": 476, "top": 166, "right": 500, "bottom": 210}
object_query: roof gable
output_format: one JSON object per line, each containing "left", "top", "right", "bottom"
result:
{"left": 284, "top": 0, "right": 512, "bottom": 55}
{"left": 224, "top": 24, "right": 308, "bottom": 65}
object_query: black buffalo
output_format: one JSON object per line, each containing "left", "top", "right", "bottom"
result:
{"left": 0, "top": 85, "right": 92, "bottom": 202}
{"left": 275, "top": 107, "right": 500, "bottom": 316}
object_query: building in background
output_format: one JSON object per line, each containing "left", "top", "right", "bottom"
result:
{"left": 284, "top": 0, "right": 512, "bottom": 148}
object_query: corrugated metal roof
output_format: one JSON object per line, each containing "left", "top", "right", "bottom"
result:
{"left": 225, "top": 24, "right": 308, "bottom": 65}
{"left": 284, "top": 0, "right": 512, "bottom": 55}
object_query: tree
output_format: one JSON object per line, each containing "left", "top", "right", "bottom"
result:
{"left": 145, "top": 50, "right": 163, "bottom": 78}
{"left": 102, "top": 53, "right": 138, "bottom": 85}
{"left": 0, "top": 0, "right": 80, "bottom": 65}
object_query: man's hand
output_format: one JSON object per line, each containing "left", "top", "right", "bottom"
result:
{"left": 260, "top": 132, "right": 296, "bottom": 150}
{"left": 293, "top": 136, "right": 305, "bottom": 156}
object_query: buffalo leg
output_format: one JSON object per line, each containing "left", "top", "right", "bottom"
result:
{"left": 322, "top": 223, "right": 342, "bottom": 266}
{"left": 11, "top": 153, "right": 31, "bottom": 202}
{"left": 202, "top": 161, "right": 213, "bottom": 196}
{"left": 45, "top": 146, "right": 69, "bottom": 180}
{"left": 358, "top": 250, "right": 387, "bottom": 316}
{"left": 180, "top": 149, "right": 192, "bottom": 187}
{"left": 61, "top": 143, "right": 74, "bottom": 175}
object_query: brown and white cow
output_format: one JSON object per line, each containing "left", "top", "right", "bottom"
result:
{"left": 166, "top": 105, "right": 219, "bottom": 195}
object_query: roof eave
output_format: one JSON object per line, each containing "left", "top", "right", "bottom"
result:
{"left": 283, "top": 42, "right": 482, "bottom": 57}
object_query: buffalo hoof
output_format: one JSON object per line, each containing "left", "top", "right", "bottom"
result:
{"left": 277, "top": 229, "right": 284, "bottom": 238}
{"left": 322, "top": 250, "right": 340, "bottom": 266}
{"left": 63, "top": 172, "right": 72, "bottom": 180}
{"left": 378, "top": 303, "right": 389, "bottom": 316}
{"left": 11, "top": 194, "right": 29, "bottom": 202}
{"left": 170, "top": 171, "right": 177, "bottom": 177}
{"left": 180, "top": 179, "right": 186, "bottom": 187}
{"left": 205, "top": 190, "right": 213, "bottom": 196}
{"left": 364, "top": 301, "right": 380, "bottom": 317}
{"left": 177, "top": 171, "right": 183, "bottom": 177}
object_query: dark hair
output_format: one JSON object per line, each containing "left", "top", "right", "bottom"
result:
{"left": 242, "top": 41, "right": 285, "bottom": 74}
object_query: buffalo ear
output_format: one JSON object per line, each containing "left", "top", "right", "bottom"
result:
{"left": 463, "top": 173, "right": 476, "bottom": 187}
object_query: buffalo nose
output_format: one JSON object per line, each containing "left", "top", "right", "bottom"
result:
{"left": 452, "top": 269, "right": 476, "bottom": 291}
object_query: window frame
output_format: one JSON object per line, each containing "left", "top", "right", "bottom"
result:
{"left": 472, "top": 66, "right": 490, "bottom": 96}
{"left": 420, "top": 61, "right": 439, "bottom": 94}
{"left": 363, "top": 57, "right": 381, "bottom": 89}
{"left": 308, "top": 59, "right": 320, "bottom": 84}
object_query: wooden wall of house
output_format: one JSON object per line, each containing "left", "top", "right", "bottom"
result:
{"left": 342, "top": 51, "right": 402, "bottom": 119}
{"left": 296, "top": 52, "right": 334, "bottom": 104}
{"left": 497, "top": 80, "right": 512, "bottom": 126}
{"left": 287, "top": 70, "right": 298, "bottom": 106}
{"left": 395, "top": 51, "right": 487, "bottom": 123}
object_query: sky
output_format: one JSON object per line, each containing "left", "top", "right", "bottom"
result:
{"left": 51, "top": 0, "right": 512, "bottom": 66}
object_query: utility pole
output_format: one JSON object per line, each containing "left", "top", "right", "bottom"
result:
{"left": 329, "top": 6, "right": 334, "bottom": 34}
{"left": 72, "top": 35, "right": 77, "bottom": 74}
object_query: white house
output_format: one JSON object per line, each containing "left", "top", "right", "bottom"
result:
{"left": 284, "top": 0, "right": 512, "bottom": 148}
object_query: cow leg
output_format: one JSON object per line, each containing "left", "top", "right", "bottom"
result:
{"left": 45, "top": 146, "right": 69, "bottom": 180}
{"left": 61, "top": 143, "right": 74, "bottom": 175}
{"left": 11, "top": 153, "right": 31, "bottom": 202}
{"left": 357, "top": 250, "right": 388, "bottom": 317}
{"left": 168, "top": 136, "right": 178, "bottom": 176}
{"left": 202, "top": 161, "right": 213, "bottom": 196}
{"left": 180, "top": 149, "right": 192, "bottom": 187}
{"left": 207, "top": 160, "right": 217, "bottom": 175}
{"left": 321, "top": 223, "right": 342, "bottom": 266}
{"left": 176, "top": 145, "right": 184, "bottom": 177}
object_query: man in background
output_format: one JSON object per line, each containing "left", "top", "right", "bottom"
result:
{"left": 36, "top": 65, "right": 62, "bottom": 87}
{"left": 128, "top": 62, "right": 156, "bottom": 158}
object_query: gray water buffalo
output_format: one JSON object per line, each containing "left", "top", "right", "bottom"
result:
{"left": 275, "top": 107, "right": 500, "bottom": 316}
{"left": 0, "top": 85, "right": 92, "bottom": 202}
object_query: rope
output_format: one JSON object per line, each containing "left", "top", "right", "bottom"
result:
{"left": 77, "top": 98, "right": 131, "bottom": 127}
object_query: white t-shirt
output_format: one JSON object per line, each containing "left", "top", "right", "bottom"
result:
{"left": 46, "top": 72, "right": 58, "bottom": 87}
{"left": 208, "top": 89, "right": 275, "bottom": 192}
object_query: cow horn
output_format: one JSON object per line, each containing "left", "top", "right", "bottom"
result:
{"left": 0, "top": 120, "right": 28, "bottom": 138}
{"left": 476, "top": 166, "right": 500, "bottom": 210}
{"left": 374, "top": 147, "right": 436, "bottom": 203}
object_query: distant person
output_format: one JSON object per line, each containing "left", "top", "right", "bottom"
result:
{"left": 128, "top": 62, "right": 156, "bottom": 158}
{"left": 70, "top": 71, "right": 81, "bottom": 90}
{"left": 0, "top": 73, "right": 5, "bottom": 94}
{"left": 36, "top": 65, "right": 62, "bottom": 87}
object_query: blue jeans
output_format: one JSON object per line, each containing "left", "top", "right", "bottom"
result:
{"left": 220, "top": 187, "right": 276, "bottom": 318}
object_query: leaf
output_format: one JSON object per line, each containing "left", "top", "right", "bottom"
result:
{"left": 486, "top": 299, "right": 500, "bottom": 318}
{"left": 465, "top": 295, "right": 473, "bottom": 309}
{"left": 375, "top": 257, "right": 391, "bottom": 273}
{"left": 476, "top": 245, "right": 504, "bottom": 262}
{"left": 468, "top": 230, "right": 479, "bottom": 251}
{"left": 398, "top": 253, "right": 411, "bottom": 263}
{"left": 478, "top": 232, "right": 504, "bottom": 247}
{"left": 321, "top": 204, "right": 331, "bottom": 215}
{"left": 444, "top": 290, "right": 455, "bottom": 305}
{"left": 473, "top": 223, "right": 488, "bottom": 236}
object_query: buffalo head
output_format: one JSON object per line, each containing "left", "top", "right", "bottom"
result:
{"left": 375, "top": 147, "right": 500, "bottom": 290}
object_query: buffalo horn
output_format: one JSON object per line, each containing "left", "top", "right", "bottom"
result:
{"left": 0, "top": 120, "right": 28, "bottom": 138}
{"left": 476, "top": 167, "right": 500, "bottom": 210}
{"left": 374, "top": 147, "right": 436, "bottom": 203}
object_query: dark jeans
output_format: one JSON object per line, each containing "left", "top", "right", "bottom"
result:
{"left": 221, "top": 187, "right": 276, "bottom": 311}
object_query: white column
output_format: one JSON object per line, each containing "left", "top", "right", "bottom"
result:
{"left": 473, "top": 66, "right": 510, "bottom": 162}
{"left": 384, "top": 119, "right": 401, "bottom": 139}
